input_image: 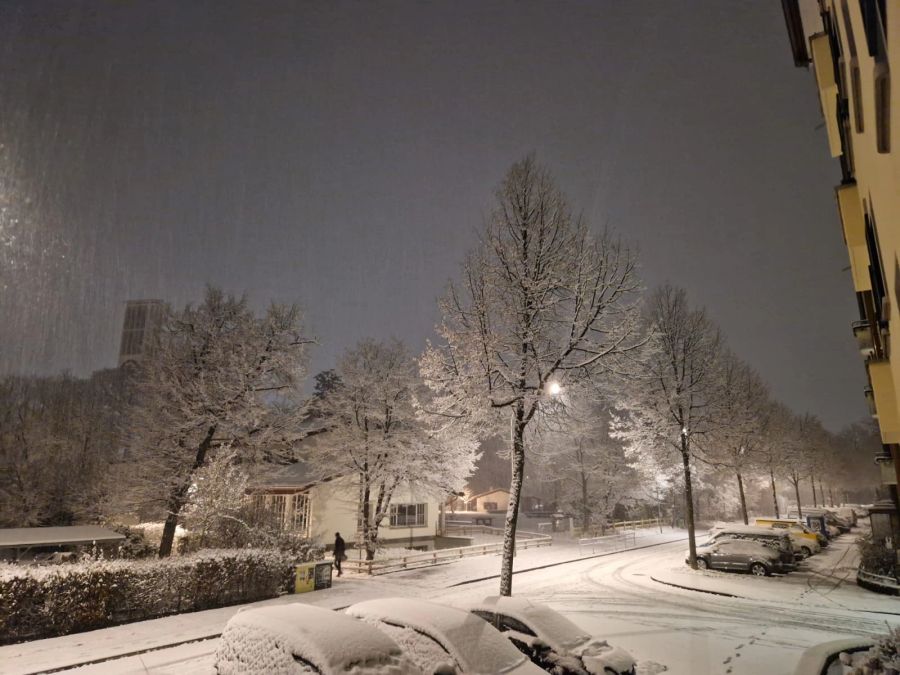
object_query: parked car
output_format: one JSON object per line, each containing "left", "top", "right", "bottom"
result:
{"left": 753, "top": 518, "right": 822, "bottom": 558}
{"left": 346, "top": 597, "right": 544, "bottom": 674}
{"left": 690, "top": 537, "right": 784, "bottom": 576}
{"left": 708, "top": 524, "right": 796, "bottom": 569}
{"left": 835, "top": 506, "right": 858, "bottom": 528}
{"left": 466, "top": 595, "right": 636, "bottom": 675}
{"left": 787, "top": 508, "right": 847, "bottom": 536}
{"left": 215, "top": 604, "right": 420, "bottom": 675}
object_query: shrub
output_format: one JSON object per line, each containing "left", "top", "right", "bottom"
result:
{"left": 858, "top": 533, "right": 898, "bottom": 578}
{"left": 0, "top": 548, "right": 301, "bottom": 644}
{"left": 840, "top": 626, "right": 900, "bottom": 674}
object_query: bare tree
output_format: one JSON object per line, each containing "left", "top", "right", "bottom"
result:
{"left": 420, "top": 155, "right": 642, "bottom": 595}
{"left": 125, "top": 287, "right": 312, "bottom": 557}
{"left": 313, "top": 338, "right": 477, "bottom": 560}
{"left": 0, "top": 369, "right": 130, "bottom": 527}
{"left": 698, "top": 351, "right": 770, "bottom": 524}
{"left": 613, "top": 285, "right": 722, "bottom": 569}
{"left": 538, "top": 396, "right": 635, "bottom": 534}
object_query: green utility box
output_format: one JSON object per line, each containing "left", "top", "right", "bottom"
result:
{"left": 294, "top": 561, "right": 333, "bottom": 593}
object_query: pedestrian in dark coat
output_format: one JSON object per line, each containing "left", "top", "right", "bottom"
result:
{"left": 333, "top": 532, "right": 346, "bottom": 577}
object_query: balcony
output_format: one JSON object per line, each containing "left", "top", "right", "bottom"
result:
{"left": 853, "top": 320, "right": 875, "bottom": 357}
{"left": 836, "top": 184, "right": 871, "bottom": 293}
{"left": 810, "top": 33, "right": 843, "bottom": 158}
{"left": 868, "top": 360, "right": 900, "bottom": 444}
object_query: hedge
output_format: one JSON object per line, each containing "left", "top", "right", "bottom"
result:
{"left": 0, "top": 548, "right": 304, "bottom": 644}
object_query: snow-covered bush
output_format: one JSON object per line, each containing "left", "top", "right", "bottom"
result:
{"left": 840, "top": 626, "right": 900, "bottom": 674}
{"left": 858, "top": 533, "right": 897, "bottom": 578}
{"left": 0, "top": 549, "right": 296, "bottom": 644}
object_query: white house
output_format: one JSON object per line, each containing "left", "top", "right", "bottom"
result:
{"left": 251, "top": 458, "right": 444, "bottom": 550}
{"left": 465, "top": 488, "right": 510, "bottom": 513}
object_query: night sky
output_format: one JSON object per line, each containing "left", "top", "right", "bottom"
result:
{"left": 0, "top": 1, "right": 866, "bottom": 429}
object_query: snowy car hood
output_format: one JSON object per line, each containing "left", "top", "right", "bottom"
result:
{"left": 468, "top": 596, "right": 591, "bottom": 651}
{"left": 467, "top": 596, "right": 635, "bottom": 673}
{"left": 579, "top": 643, "right": 637, "bottom": 674}
{"left": 347, "top": 597, "right": 542, "bottom": 674}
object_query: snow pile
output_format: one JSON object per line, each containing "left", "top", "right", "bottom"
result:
{"left": 0, "top": 548, "right": 295, "bottom": 644}
{"left": 216, "top": 604, "right": 418, "bottom": 675}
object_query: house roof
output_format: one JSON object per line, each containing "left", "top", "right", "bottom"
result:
{"left": 0, "top": 525, "right": 126, "bottom": 549}
{"left": 468, "top": 488, "right": 511, "bottom": 500}
{"left": 254, "top": 459, "right": 321, "bottom": 490}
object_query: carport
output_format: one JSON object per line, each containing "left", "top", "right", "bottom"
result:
{"left": 0, "top": 525, "right": 126, "bottom": 562}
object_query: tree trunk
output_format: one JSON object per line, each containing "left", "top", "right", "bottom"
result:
{"left": 500, "top": 407, "right": 525, "bottom": 596}
{"left": 681, "top": 436, "right": 698, "bottom": 570}
{"left": 770, "top": 470, "right": 779, "bottom": 518}
{"left": 793, "top": 477, "right": 803, "bottom": 520}
{"left": 159, "top": 425, "right": 217, "bottom": 557}
{"left": 362, "top": 473, "right": 374, "bottom": 561}
{"left": 581, "top": 472, "right": 590, "bottom": 534}
{"left": 810, "top": 474, "right": 818, "bottom": 507}
{"left": 736, "top": 471, "right": 748, "bottom": 525}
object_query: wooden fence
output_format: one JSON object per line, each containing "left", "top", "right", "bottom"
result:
{"left": 341, "top": 527, "right": 551, "bottom": 575}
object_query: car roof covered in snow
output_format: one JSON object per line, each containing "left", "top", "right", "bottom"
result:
{"left": 466, "top": 596, "right": 591, "bottom": 651}
{"left": 709, "top": 523, "right": 790, "bottom": 537}
{"left": 699, "top": 538, "right": 779, "bottom": 556}
{"left": 219, "top": 603, "right": 416, "bottom": 674}
{"left": 346, "top": 597, "right": 539, "bottom": 674}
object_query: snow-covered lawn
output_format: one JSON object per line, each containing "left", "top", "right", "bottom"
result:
{"left": 2, "top": 528, "right": 895, "bottom": 675}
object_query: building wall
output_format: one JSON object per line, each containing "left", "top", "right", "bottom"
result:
{"left": 303, "top": 476, "right": 442, "bottom": 549}
{"left": 472, "top": 489, "right": 510, "bottom": 512}
{"left": 799, "top": 0, "right": 900, "bottom": 491}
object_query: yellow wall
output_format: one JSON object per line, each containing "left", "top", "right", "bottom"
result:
{"left": 815, "top": 1, "right": 900, "bottom": 450}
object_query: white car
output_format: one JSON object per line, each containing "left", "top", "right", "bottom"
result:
{"left": 467, "top": 596, "right": 636, "bottom": 675}
{"left": 215, "top": 604, "right": 420, "bottom": 675}
{"left": 346, "top": 597, "right": 545, "bottom": 674}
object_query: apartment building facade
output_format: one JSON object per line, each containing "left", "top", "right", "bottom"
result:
{"left": 782, "top": 0, "right": 899, "bottom": 530}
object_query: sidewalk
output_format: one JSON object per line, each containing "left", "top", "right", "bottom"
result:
{"left": 0, "top": 529, "right": 687, "bottom": 674}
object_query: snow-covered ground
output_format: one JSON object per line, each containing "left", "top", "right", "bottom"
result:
{"left": 1, "top": 528, "right": 895, "bottom": 675}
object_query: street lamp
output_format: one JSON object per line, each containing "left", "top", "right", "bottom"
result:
{"left": 547, "top": 381, "right": 562, "bottom": 396}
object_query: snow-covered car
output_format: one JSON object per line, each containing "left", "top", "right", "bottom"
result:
{"left": 690, "top": 537, "right": 784, "bottom": 576}
{"left": 753, "top": 518, "right": 822, "bottom": 558}
{"left": 215, "top": 603, "right": 420, "bottom": 675}
{"left": 467, "top": 595, "right": 636, "bottom": 675}
{"left": 346, "top": 597, "right": 545, "bottom": 674}
{"left": 707, "top": 524, "right": 796, "bottom": 570}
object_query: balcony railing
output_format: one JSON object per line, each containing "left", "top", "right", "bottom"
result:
{"left": 853, "top": 320, "right": 875, "bottom": 357}
{"left": 865, "top": 385, "right": 878, "bottom": 418}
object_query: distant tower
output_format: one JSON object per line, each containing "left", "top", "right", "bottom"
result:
{"left": 118, "top": 300, "right": 165, "bottom": 367}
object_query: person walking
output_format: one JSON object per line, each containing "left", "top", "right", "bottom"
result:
{"left": 333, "top": 532, "right": 346, "bottom": 577}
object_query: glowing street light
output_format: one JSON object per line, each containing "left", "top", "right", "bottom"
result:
{"left": 547, "top": 381, "right": 562, "bottom": 396}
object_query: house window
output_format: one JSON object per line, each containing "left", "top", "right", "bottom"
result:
{"left": 483, "top": 502, "right": 498, "bottom": 512}
{"left": 250, "top": 493, "right": 311, "bottom": 537}
{"left": 389, "top": 503, "right": 426, "bottom": 527}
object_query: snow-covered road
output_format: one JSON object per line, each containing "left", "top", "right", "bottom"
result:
{"left": 4, "top": 530, "right": 896, "bottom": 675}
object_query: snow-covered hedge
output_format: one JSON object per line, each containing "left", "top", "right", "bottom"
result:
{"left": 0, "top": 548, "right": 299, "bottom": 644}
{"left": 840, "top": 626, "right": 900, "bottom": 674}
